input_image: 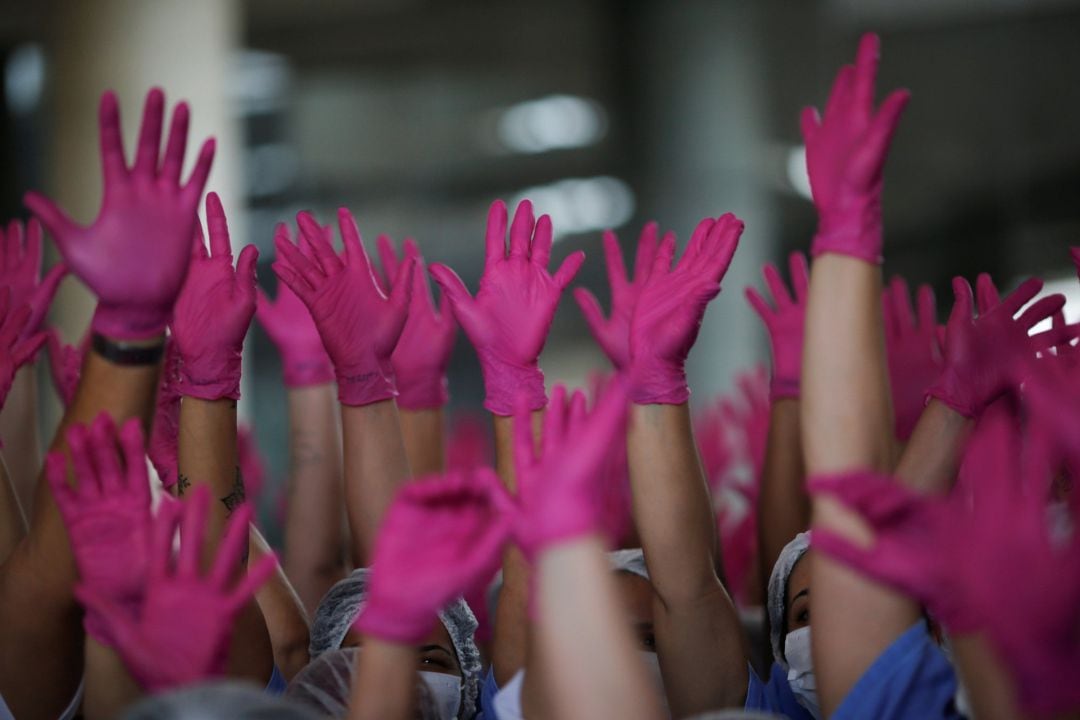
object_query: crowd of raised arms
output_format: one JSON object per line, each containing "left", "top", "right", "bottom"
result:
{"left": 0, "top": 32, "right": 1077, "bottom": 720}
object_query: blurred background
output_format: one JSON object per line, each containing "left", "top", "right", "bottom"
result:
{"left": 2, "top": 0, "right": 1079, "bottom": 538}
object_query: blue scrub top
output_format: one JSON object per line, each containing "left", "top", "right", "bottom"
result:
{"left": 745, "top": 661, "right": 815, "bottom": 719}
{"left": 264, "top": 665, "right": 288, "bottom": 695}
{"left": 480, "top": 667, "right": 500, "bottom": 720}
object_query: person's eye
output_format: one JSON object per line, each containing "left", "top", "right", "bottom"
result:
{"left": 420, "top": 656, "right": 451, "bottom": 670}
{"left": 797, "top": 608, "right": 810, "bottom": 624}
{"left": 642, "top": 634, "right": 656, "bottom": 650}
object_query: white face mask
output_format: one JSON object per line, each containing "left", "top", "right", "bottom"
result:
{"left": 784, "top": 627, "right": 821, "bottom": 720}
{"left": 640, "top": 651, "right": 671, "bottom": 718}
{"left": 418, "top": 671, "right": 462, "bottom": 720}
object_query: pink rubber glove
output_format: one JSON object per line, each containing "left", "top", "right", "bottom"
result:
{"left": 882, "top": 276, "right": 943, "bottom": 440}
{"left": 273, "top": 209, "right": 414, "bottom": 406}
{"left": 46, "top": 414, "right": 153, "bottom": 643}
{"left": 0, "top": 219, "right": 67, "bottom": 342}
{"left": 509, "top": 378, "right": 630, "bottom": 558}
{"left": 745, "top": 252, "right": 809, "bottom": 399}
{"left": 148, "top": 339, "right": 181, "bottom": 489}
{"left": 25, "top": 89, "right": 214, "bottom": 339}
{"left": 446, "top": 413, "right": 494, "bottom": 472}
{"left": 75, "top": 485, "right": 277, "bottom": 691}
{"left": 801, "top": 34, "right": 910, "bottom": 264}
{"left": 377, "top": 235, "right": 456, "bottom": 409}
{"left": 0, "top": 289, "right": 48, "bottom": 413}
{"left": 927, "top": 275, "right": 1067, "bottom": 418}
{"left": 256, "top": 223, "right": 335, "bottom": 388}
{"left": 628, "top": 214, "right": 743, "bottom": 404}
{"left": 353, "top": 468, "right": 512, "bottom": 644}
{"left": 429, "top": 200, "right": 585, "bottom": 415}
{"left": 573, "top": 222, "right": 664, "bottom": 369}
{"left": 171, "top": 193, "right": 258, "bottom": 401}
{"left": 46, "top": 328, "right": 87, "bottom": 406}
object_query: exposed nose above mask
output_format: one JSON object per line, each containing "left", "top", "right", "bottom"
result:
{"left": 419, "top": 671, "right": 462, "bottom": 720}
{"left": 784, "top": 627, "right": 821, "bottom": 720}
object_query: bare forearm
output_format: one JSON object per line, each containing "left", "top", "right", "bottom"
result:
{"left": 0, "top": 367, "right": 41, "bottom": 514}
{"left": 0, "top": 455, "right": 27, "bottom": 565}
{"left": 758, "top": 398, "right": 808, "bottom": 583}
{"left": 178, "top": 397, "right": 274, "bottom": 685}
{"left": 251, "top": 526, "right": 310, "bottom": 681}
{"left": 628, "top": 402, "right": 747, "bottom": 714}
{"left": 349, "top": 636, "right": 417, "bottom": 720}
{"left": 83, "top": 638, "right": 143, "bottom": 720}
{"left": 0, "top": 344, "right": 161, "bottom": 720}
{"left": 893, "top": 400, "right": 971, "bottom": 494}
{"left": 283, "top": 385, "right": 346, "bottom": 613}
{"left": 802, "top": 255, "right": 893, "bottom": 474}
{"left": 536, "top": 537, "right": 662, "bottom": 720}
{"left": 949, "top": 635, "right": 1026, "bottom": 720}
{"left": 341, "top": 400, "right": 411, "bottom": 565}
{"left": 399, "top": 408, "right": 445, "bottom": 477}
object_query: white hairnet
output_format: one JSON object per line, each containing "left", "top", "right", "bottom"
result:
{"left": 308, "top": 568, "right": 482, "bottom": 719}
{"left": 609, "top": 548, "right": 650, "bottom": 581}
{"left": 766, "top": 531, "right": 811, "bottom": 668}
{"left": 121, "top": 681, "right": 319, "bottom": 719}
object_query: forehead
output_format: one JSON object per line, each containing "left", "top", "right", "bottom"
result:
{"left": 615, "top": 572, "right": 655, "bottom": 622}
{"left": 785, "top": 553, "right": 811, "bottom": 607}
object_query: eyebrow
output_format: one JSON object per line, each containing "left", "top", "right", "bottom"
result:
{"left": 418, "top": 644, "right": 455, "bottom": 660}
{"left": 791, "top": 588, "right": 810, "bottom": 604}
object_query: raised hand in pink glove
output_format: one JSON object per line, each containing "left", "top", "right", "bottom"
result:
{"left": 0, "top": 290, "right": 48, "bottom": 416}
{"left": 148, "top": 339, "right": 182, "bottom": 489}
{"left": 46, "top": 414, "right": 152, "bottom": 643}
{"left": 256, "top": 223, "right": 335, "bottom": 388}
{"left": 76, "top": 485, "right": 277, "bottom": 691}
{"left": 882, "top": 276, "right": 943, "bottom": 440}
{"left": 377, "top": 235, "right": 456, "bottom": 409}
{"left": 510, "top": 379, "right": 629, "bottom": 557}
{"left": 927, "top": 275, "right": 1067, "bottom": 418}
{"left": 353, "top": 468, "right": 512, "bottom": 643}
{"left": 745, "top": 252, "right": 809, "bottom": 399}
{"left": 0, "top": 219, "right": 67, "bottom": 342}
{"left": 573, "top": 223, "right": 664, "bottom": 369}
{"left": 801, "top": 33, "right": 910, "bottom": 264}
{"left": 46, "top": 328, "right": 88, "bottom": 406}
{"left": 171, "top": 193, "right": 257, "bottom": 401}
{"left": 628, "top": 214, "right": 743, "bottom": 404}
{"left": 429, "top": 200, "right": 585, "bottom": 415}
{"left": 273, "top": 209, "right": 414, "bottom": 406}
{"left": 24, "top": 89, "right": 214, "bottom": 339}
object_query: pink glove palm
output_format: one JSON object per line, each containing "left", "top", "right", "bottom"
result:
{"left": 573, "top": 223, "right": 665, "bottom": 369}
{"left": 273, "top": 209, "right": 414, "bottom": 406}
{"left": 76, "top": 485, "right": 276, "bottom": 691}
{"left": 628, "top": 214, "right": 743, "bottom": 404}
{"left": 46, "top": 328, "right": 87, "bottom": 406}
{"left": 429, "top": 200, "right": 585, "bottom": 415}
{"left": 256, "top": 223, "right": 335, "bottom": 388}
{"left": 377, "top": 235, "right": 456, "bottom": 409}
{"left": 46, "top": 414, "right": 153, "bottom": 643}
{"left": 0, "top": 290, "right": 47, "bottom": 417}
{"left": 509, "top": 379, "right": 630, "bottom": 557}
{"left": 927, "top": 275, "right": 1067, "bottom": 418}
{"left": 0, "top": 219, "right": 67, "bottom": 342}
{"left": 745, "top": 252, "right": 809, "bottom": 399}
{"left": 25, "top": 89, "right": 214, "bottom": 339}
{"left": 801, "top": 34, "right": 910, "bottom": 264}
{"left": 172, "top": 193, "right": 258, "bottom": 400}
{"left": 882, "top": 277, "right": 943, "bottom": 440}
{"left": 353, "top": 469, "right": 512, "bottom": 644}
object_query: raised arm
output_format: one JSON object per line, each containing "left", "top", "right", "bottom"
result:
{"left": 746, "top": 252, "right": 810, "bottom": 587}
{"left": 430, "top": 199, "right": 584, "bottom": 688}
{"left": 256, "top": 234, "right": 345, "bottom": 613}
{"left": 378, "top": 235, "right": 456, "bottom": 477}
{"left": 0, "top": 220, "right": 66, "bottom": 513}
{"left": 273, "top": 208, "right": 414, "bottom": 564}
{"left": 1, "top": 88, "right": 211, "bottom": 720}
{"left": 624, "top": 215, "right": 748, "bottom": 715}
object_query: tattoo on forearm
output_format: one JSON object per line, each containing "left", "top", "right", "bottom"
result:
{"left": 177, "top": 473, "right": 190, "bottom": 496}
{"left": 219, "top": 467, "right": 246, "bottom": 517}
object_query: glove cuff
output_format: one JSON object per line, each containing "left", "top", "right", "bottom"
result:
{"left": 336, "top": 356, "right": 398, "bottom": 407}
{"left": 178, "top": 352, "right": 243, "bottom": 401}
{"left": 395, "top": 372, "right": 449, "bottom": 410}
{"left": 628, "top": 360, "right": 689, "bottom": 405}
{"left": 925, "top": 369, "right": 981, "bottom": 420}
{"left": 810, "top": 203, "right": 884, "bottom": 264}
{"left": 91, "top": 303, "right": 170, "bottom": 341}
{"left": 479, "top": 352, "right": 546, "bottom": 416}
{"left": 770, "top": 376, "right": 800, "bottom": 400}
{"left": 281, "top": 354, "right": 336, "bottom": 388}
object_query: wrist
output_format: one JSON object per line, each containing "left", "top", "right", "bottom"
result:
{"left": 925, "top": 368, "right": 981, "bottom": 419}
{"left": 281, "top": 353, "right": 336, "bottom": 388}
{"left": 92, "top": 303, "right": 171, "bottom": 341}
{"left": 770, "top": 376, "right": 800, "bottom": 400}
{"left": 810, "top": 203, "right": 883, "bottom": 264}
{"left": 478, "top": 351, "right": 545, "bottom": 416}
{"left": 177, "top": 349, "right": 243, "bottom": 401}
{"left": 91, "top": 332, "right": 166, "bottom": 366}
